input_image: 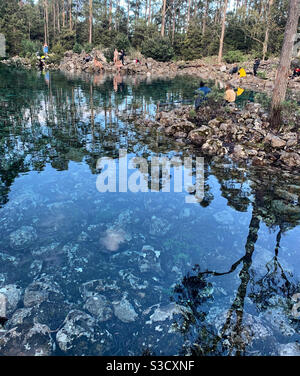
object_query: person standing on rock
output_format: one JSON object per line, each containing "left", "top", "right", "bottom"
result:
{"left": 113, "top": 49, "right": 119, "bottom": 64}
{"left": 253, "top": 58, "right": 260, "bottom": 76}
{"left": 43, "top": 43, "right": 49, "bottom": 57}
{"left": 120, "top": 50, "right": 126, "bottom": 66}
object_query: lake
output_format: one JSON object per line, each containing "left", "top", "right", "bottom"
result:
{"left": 0, "top": 66, "right": 299, "bottom": 356}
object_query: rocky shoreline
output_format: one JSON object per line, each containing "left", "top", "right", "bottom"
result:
{"left": 135, "top": 102, "right": 300, "bottom": 171}
{"left": 2, "top": 50, "right": 300, "bottom": 96}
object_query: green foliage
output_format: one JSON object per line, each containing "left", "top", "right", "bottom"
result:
{"left": 73, "top": 43, "right": 83, "bottom": 54}
{"left": 49, "top": 42, "right": 64, "bottom": 64}
{"left": 131, "top": 20, "right": 157, "bottom": 49}
{"left": 181, "top": 25, "right": 203, "bottom": 61}
{"left": 114, "top": 33, "right": 130, "bottom": 51}
{"left": 58, "top": 29, "right": 76, "bottom": 51}
{"left": 0, "top": 0, "right": 291, "bottom": 63}
{"left": 20, "top": 39, "right": 43, "bottom": 58}
{"left": 188, "top": 109, "right": 197, "bottom": 119}
{"left": 223, "top": 50, "right": 246, "bottom": 63}
{"left": 257, "top": 71, "right": 267, "bottom": 80}
{"left": 83, "top": 43, "right": 93, "bottom": 53}
{"left": 141, "top": 36, "right": 174, "bottom": 62}
{"left": 103, "top": 46, "right": 114, "bottom": 62}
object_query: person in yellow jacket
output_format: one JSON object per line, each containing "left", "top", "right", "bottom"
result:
{"left": 236, "top": 87, "right": 245, "bottom": 96}
{"left": 239, "top": 68, "right": 247, "bottom": 78}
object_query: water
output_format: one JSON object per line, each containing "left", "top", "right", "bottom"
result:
{"left": 0, "top": 66, "right": 300, "bottom": 356}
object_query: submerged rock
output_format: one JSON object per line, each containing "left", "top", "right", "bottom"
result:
{"left": 56, "top": 309, "right": 112, "bottom": 355}
{"left": 112, "top": 295, "right": 138, "bottom": 323}
{"left": 213, "top": 210, "right": 234, "bottom": 225}
{"left": 23, "top": 277, "right": 63, "bottom": 308}
{"left": 0, "top": 284, "right": 22, "bottom": 316}
{"left": 147, "top": 303, "right": 187, "bottom": 324}
{"left": 149, "top": 216, "right": 171, "bottom": 236}
{"left": 9, "top": 226, "right": 37, "bottom": 249}
{"left": 83, "top": 294, "right": 113, "bottom": 322}
{"left": 0, "top": 323, "right": 54, "bottom": 356}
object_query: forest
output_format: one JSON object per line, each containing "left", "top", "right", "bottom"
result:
{"left": 0, "top": 0, "right": 294, "bottom": 63}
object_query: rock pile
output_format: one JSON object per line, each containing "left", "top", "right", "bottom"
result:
{"left": 59, "top": 49, "right": 108, "bottom": 73}
{"left": 137, "top": 102, "right": 300, "bottom": 170}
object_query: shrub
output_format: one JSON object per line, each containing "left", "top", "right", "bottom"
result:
{"left": 20, "top": 39, "right": 43, "bottom": 58}
{"left": 223, "top": 50, "right": 246, "bottom": 63}
{"left": 73, "top": 42, "right": 83, "bottom": 54}
{"left": 114, "top": 33, "right": 130, "bottom": 52}
{"left": 48, "top": 42, "right": 64, "bottom": 64}
{"left": 59, "top": 28, "right": 76, "bottom": 51}
{"left": 141, "top": 36, "right": 174, "bottom": 62}
{"left": 83, "top": 43, "right": 93, "bottom": 53}
{"left": 181, "top": 25, "right": 203, "bottom": 61}
{"left": 256, "top": 71, "right": 267, "bottom": 80}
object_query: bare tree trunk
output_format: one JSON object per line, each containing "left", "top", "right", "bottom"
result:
{"left": 69, "top": 0, "right": 72, "bottom": 31}
{"left": 44, "top": 0, "right": 49, "bottom": 44}
{"left": 109, "top": 0, "right": 112, "bottom": 30}
{"left": 202, "top": 0, "right": 209, "bottom": 34}
{"left": 145, "top": 0, "right": 148, "bottom": 21}
{"left": 187, "top": 0, "right": 191, "bottom": 29}
{"left": 62, "top": 0, "right": 65, "bottom": 28}
{"left": 53, "top": 0, "right": 56, "bottom": 37}
{"left": 57, "top": 0, "right": 60, "bottom": 33}
{"left": 262, "top": 0, "right": 274, "bottom": 60}
{"left": 89, "top": 0, "right": 93, "bottom": 44}
{"left": 218, "top": 0, "right": 228, "bottom": 64}
{"left": 172, "top": 0, "right": 176, "bottom": 43}
{"left": 148, "top": 0, "right": 152, "bottom": 24}
{"left": 127, "top": 0, "right": 130, "bottom": 28}
{"left": 270, "top": 0, "right": 300, "bottom": 127}
{"left": 161, "top": 0, "right": 167, "bottom": 36}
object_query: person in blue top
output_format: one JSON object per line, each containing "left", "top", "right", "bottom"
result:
{"left": 43, "top": 43, "right": 49, "bottom": 56}
{"left": 195, "top": 81, "right": 211, "bottom": 110}
{"left": 196, "top": 81, "right": 211, "bottom": 95}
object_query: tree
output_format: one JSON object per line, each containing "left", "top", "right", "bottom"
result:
{"left": 161, "top": 0, "right": 167, "bottom": 37}
{"left": 270, "top": 0, "right": 300, "bottom": 127}
{"left": 218, "top": 0, "right": 229, "bottom": 64}
{"left": 89, "top": 0, "right": 93, "bottom": 44}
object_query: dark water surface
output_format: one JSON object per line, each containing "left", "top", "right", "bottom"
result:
{"left": 0, "top": 66, "right": 300, "bottom": 356}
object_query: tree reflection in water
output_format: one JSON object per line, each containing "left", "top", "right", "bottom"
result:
{"left": 172, "top": 161, "right": 300, "bottom": 356}
{"left": 1, "top": 67, "right": 300, "bottom": 355}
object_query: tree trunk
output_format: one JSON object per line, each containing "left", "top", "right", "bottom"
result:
{"left": 187, "top": 0, "right": 191, "bottom": 30}
{"left": 89, "top": 0, "right": 93, "bottom": 44}
{"left": 127, "top": 0, "right": 130, "bottom": 28}
{"left": 69, "top": 0, "right": 72, "bottom": 31}
{"left": 262, "top": 0, "right": 274, "bottom": 61}
{"left": 57, "top": 0, "right": 60, "bottom": 33}
{"left": 202, "top": 0, "right": 209, "bottom": 35}
{"left": 62, "top": 0, "right": 65, "bottom": 28}
{"left": 148, "top": 0, "right": 152, "bottom": 24}
{"left": 53, "top": 0, "right": 56, "bottom": 37}
{"left": 172, "top": 0, "right": 176, "bottom": 43}
{"left": 145, "top": 0, "right": 148, "bottom": 21}
{"left": 44, "top": 0, "right": 49, "bottom": 45}
{"left": 109, "top": 0, "right": 112, "bottom": 30}
{"left": 270, "top": 0, "right": 300, "bottom": 127}
{"left": 218, "top": 0, "right": 228, "bottom": 64}
{"left": 161, "top": 0, "right": 167, "bottom": 36}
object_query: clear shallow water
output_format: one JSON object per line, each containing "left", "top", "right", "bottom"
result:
{"left": 0, "top": 66, "right": 300, "bottom": 356}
